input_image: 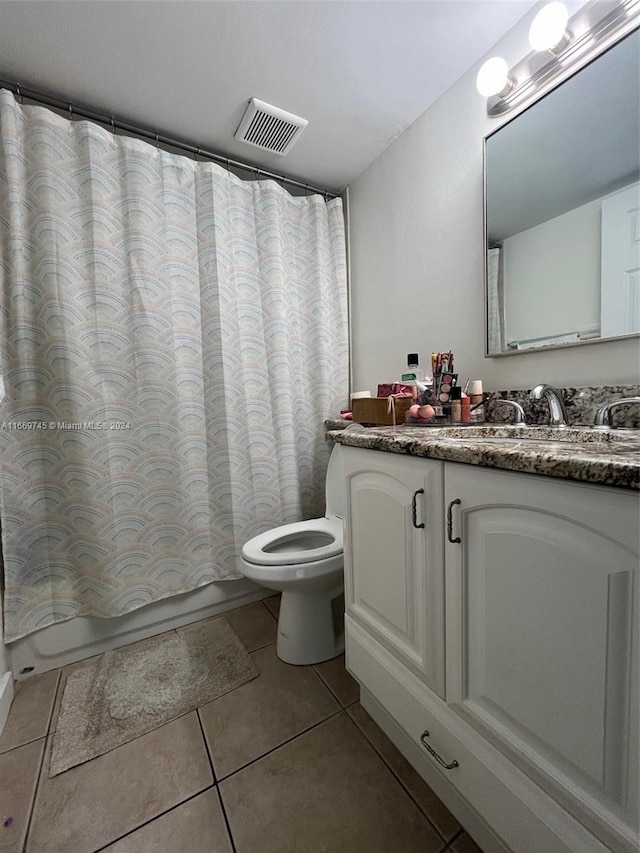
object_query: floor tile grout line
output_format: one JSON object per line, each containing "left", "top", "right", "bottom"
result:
{"left": 0, "top": 734, "right": 45, "bottom": 758}
{"left": 0, "top": 669, "right": 62, "bottom": 754}
{"left": 346, "top": 709, "right": 454, "bottom": 846}
{"left": 214, "top": 784, "right": 238, "bottom": 853}
{"left": 216, "top": 705, "right": 346, "bottom": 784}
{"left": 260, "top": 598, "right": 279, "bottom": 623}
{"left": 50, "top": 664, "right": 76, "bottom": 736}
{"left": 91, "top": 784, "right": 218, "bottom": 853}
{"left": 47, "top": 669, "right": 62, "bottom": 729}
{"left": 45, "top": 669, "right": 63, "bottom": 737}
{"left": 20, "top": 736, "right": 49, "bottom": 853}
{"left": 194, "top": 708, "right": 237, "bottom": 850}
{"left": 192, "top": 670, "right": 238, "bottom": 852}
{"left": 311, "top": 664, "right": 352, "bottom": 709}
{"left": 246, "top": 638, "right": 276, "bottom": 654}
{"left": 195, "top": 707, "right": 218, "bottom": 783}
{"left": 246, "top": 641, "right": 348, "bottom": 709}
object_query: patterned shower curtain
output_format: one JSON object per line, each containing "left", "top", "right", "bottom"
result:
{"left": 0, "top": 90, "right": 348, "bottom": 643}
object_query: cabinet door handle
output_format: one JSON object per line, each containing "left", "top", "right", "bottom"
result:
{"left": 420, "top": 730, "right": 459, "bottom": 770}
{"left": 447, "top": 498, "right": 461, "bottom": 543}
{"left": 411, "top": 489, "right": 425, "bottom": 529}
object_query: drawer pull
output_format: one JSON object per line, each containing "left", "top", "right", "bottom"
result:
{"left": 419, "top": 730, "right": 459, "bottom": 770}
{"left": 411, "top": 489, "right": 425, "bottom": 529}
{"left": 446, "top": 498, "right": 461, "bottom": 543}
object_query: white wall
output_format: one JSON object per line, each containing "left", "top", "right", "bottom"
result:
{"left": 348, "top": 7, "right": 640, "bottom": 392}
{"left": 503, "top": 195, "right": 601, "bottom": 344}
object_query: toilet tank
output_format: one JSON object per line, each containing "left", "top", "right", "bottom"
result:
{"left": 324, "top": 443, "right": 345, "bottom": 520}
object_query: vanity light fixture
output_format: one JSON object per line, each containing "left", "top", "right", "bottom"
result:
{"left": 528, "top": 2, "right": 571, "bottom": 53}
{"left": 475, "top": 57, "right": 514, "bottom": 97}
{"left": 481, "top": 0, "right": 640, "bottom": 116}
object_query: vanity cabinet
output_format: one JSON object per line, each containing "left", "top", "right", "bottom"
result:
{"left": 343, "top": 447, "right": 445, "bottom": 696}
{"left": 444, "top": 464, "right": 639, "bottom": 853}
{"left": 341, "top": 445, "right": 639, "bottom": 853}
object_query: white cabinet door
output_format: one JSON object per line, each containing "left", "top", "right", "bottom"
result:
{"left": 343, "top": 447, "right": 445, "bottom": 697}
{"left": 444, "top": 463, "right": 639, "bottom": 853}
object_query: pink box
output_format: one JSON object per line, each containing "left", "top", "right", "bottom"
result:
{"left": 377, "top": 383, "right": 416, "bottom": 398}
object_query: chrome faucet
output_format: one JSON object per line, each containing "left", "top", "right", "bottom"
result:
{"left": 593, "top": 397, "right": 640, "bottom": 428}
{"left": 529, "top": 384, "right": 568, "bottom": 426}
{"left": 495, "top": 399, "right": 526, "bottom": 424}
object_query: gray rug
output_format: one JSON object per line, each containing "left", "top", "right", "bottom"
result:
{"left": 49, "top": 616, "right": 259, "bottom": 777}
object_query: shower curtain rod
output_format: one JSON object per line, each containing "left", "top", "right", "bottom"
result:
{"left": 0, "top": 78, "right": 340, "bottom": 199}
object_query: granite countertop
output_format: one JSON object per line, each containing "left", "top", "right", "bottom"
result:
{"left": 325, "top": 422, "right": 640, "bottom": 491}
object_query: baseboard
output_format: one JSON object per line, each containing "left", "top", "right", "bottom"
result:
{"left": 0, "top": 671, "right": 14, "bottom": 736}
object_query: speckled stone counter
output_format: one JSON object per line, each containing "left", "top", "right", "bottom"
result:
{"left": 326, "top": 423, "right": 640, "bottom": 490}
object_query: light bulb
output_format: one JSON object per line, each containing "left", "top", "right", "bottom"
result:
{"left": 529, "top": 2, "right": 570, "bottom": 52}
{"left": 476, "top": 57, "right": 511, "bottom": 97}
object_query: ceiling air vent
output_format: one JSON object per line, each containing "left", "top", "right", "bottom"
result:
{"left": 234, "top": 98, "right": 308, "bottom": 156}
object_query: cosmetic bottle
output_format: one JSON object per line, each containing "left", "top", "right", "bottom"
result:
{"left": 461, "top": 393, "right": 471, "bottom": 424}
{"left": 451, "top": 387, "right": 462, "bottom": 423}
{"left": 401, "top": 353, "right": 420, "bottom": 382}
{"left": 469, "top": 380, "right": 485, "bottom": 424}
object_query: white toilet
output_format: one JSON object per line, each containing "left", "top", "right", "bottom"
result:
{"left": 240, "top": 444, "right": 345, "bottom": 665}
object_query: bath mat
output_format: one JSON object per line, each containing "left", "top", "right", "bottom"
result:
{"left": 49, "top": 616, "right": 259, "bottom": 777}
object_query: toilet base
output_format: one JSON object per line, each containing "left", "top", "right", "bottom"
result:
{"left": 276, "top": 586, "right": 345, "bottom": 665}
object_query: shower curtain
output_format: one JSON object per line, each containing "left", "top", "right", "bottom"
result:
{"left": 486, "top": 246, "right": 504, "bottom": 354}
{"left": 0, "top": 90, "right": 348, "bottom": 643}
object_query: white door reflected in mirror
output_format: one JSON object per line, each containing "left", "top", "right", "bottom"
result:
{"left": 601, "top": 182, "right": 640, "bottom": 338}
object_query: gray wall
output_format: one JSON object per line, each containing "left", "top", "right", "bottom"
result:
{"left": 348, "top": 7, "right": 640, "bottom": 393}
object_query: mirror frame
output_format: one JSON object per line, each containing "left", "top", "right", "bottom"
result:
{"left": 483, "top": 23, "right": 640, "bottom": 359}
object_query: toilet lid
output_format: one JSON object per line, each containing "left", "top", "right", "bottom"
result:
{"left": 242, "top": 516, "right": 343, "bottom": 566}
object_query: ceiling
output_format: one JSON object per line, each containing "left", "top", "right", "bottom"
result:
{"left": 0, "top": 1, "right": 537, "bottom": 192}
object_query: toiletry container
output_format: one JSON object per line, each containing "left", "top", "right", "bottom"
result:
{"left": 451, "top": 387, "right": 462, "bottom": 423}
{"left": 469, "top": 380, "right": 485, "bottom": 423}
{"left": 461, "top": 393, "right": 471, "bottom": 423}
{"left": 402, "top": 353, "right": 419, "bottom": 382}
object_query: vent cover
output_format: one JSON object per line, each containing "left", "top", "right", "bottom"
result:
{"left": 234, "top": 98, "right": 308, "bottom": 156}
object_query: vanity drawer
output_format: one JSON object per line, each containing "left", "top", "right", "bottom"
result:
{"left": 345, "top": 615, "right": 612, "bottom": 853}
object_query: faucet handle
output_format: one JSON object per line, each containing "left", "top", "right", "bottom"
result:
{"left": 593, "top": 397, "right": 640, "bottom": 428}
{"left": 495, "top": 399, "right": 526, "bottom": 424}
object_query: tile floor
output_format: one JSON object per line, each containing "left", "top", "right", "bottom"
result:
{"left": 0, "top": 596, "right": 485, "bottom": 853}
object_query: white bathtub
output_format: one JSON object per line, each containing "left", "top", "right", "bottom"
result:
{"left": 8, "top": 578, "right": 270, "bottom": 679}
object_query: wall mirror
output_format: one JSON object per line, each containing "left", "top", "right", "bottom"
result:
{"left": 484, "top": 28, "right": 640, "bottom": 356}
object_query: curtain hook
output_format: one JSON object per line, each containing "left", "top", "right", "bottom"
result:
{"left": 16, "top": 84, "right": 23, "bottom": 104}
{"left": 110, "top": 115, "right": 116, "bottom": 138}
{"left": 305, "top": 183, "right": 309, "bottom": 197}
{"left": 195, "top": 145, "right": 201, "bottom": 162}
{"left": 155, "top": 131, "right": 160, "bottom": 150}
{"left": 68, "top": 103, "right": 73, "bottom": 120}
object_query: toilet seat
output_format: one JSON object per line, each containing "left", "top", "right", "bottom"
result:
{"left": 241, "top": 516, "right": 343, "bottom": 566}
